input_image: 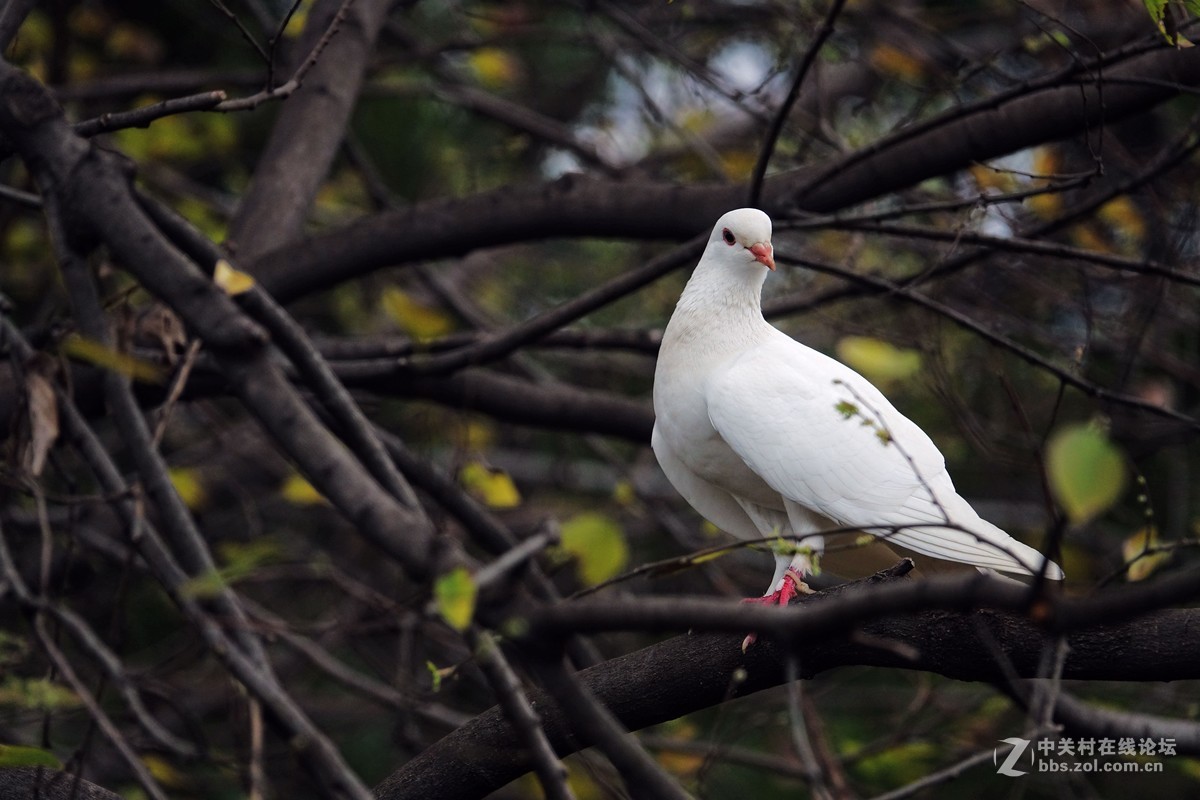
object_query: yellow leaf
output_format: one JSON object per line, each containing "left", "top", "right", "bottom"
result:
{"left": 283, "top": 0, "right": 314, "bottom": 38}
{"left": 1025, "top": 146, "right": 1063, "bottom": 218}
{"left": 612, "top": 480, "right": 637, "bottom": 507}
{"left": 968, "top": 163, "right": 1018, "bottom": 193}
{"left": 718, "top": 149, "right": 757, "bottom": 181}
{"left": 869, "top": 43, "right": 925, "bottom": 82}
{"left": 1098, "top": 195, "right": 1147, "bottom": 245}
{"left": 142, "top": 753, "right": 189, "bottom": 788}
{"left": 458, "top": 419, "right": 496, "bottom": 451}
{"left": 658, "top": 749, "right": 704, "bottom": 777}
{"left": 1031, "top": 145, "right": 1060, "bottom": 176}
{"left": 213, "top": 258, "right": 255, "bottom": 295}
{"left": 1122, "top": 527, "right": 1170, "bottom": 581}
{"left": 558, "top": 513, "right": 628, "bottom": 586}
{"left": 836, "top": 336, "right": 921, "bottom": 386}
{"left": 459, "top": 461, "right": 521, "bottom": 508}
{"left": 167, "top": 467, "right": 207, "bottom": 510}
{"left": 1046, "top": 423, "right": 1127, "bottom": 524}
{"left": 105, "top": 22, "right": 163, "bottom": 63}
{"left": 434, "top": 567, "right": 477, "bottom": 631}
{"left": 689, "top": 549, "right": 731, "bottom": 566}
{"left": 280, "top": 472, "right": 327, "bottom": 506}
{"left": 1069, "top": 224, "right": 1112, "bottom": 254}
{"left": 468, "top": 47, "right": 522, "bottom": 88}
{"left": 565, "top": 759, "right": 607, "bottom": 800}
{"left": 61, "top": 333, "right": 164, "bottom": 383}
{"left": 381, "top": 287, "right": 453, "bottom": 340}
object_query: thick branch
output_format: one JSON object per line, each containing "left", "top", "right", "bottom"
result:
{"left": 254, "top": 44, "right": 1200, "bottom": 303}
{"left": 0, "top": 59, "right": 439, "bottom": 582}
{"left": 339, "top": 366, "right": 654, "bottom": 441}
{"left": 375, "top": 569, "right": 1200, "bottom": 799}
{"left": 227, "top": 0, "right": 392, "bottom": 261}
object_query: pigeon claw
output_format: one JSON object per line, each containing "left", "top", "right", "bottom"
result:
{"left": 739, "top": 568, "right": 813, "bottom": 650}
{"left": 777, "top": 566, "right": 814, "bottom": 604}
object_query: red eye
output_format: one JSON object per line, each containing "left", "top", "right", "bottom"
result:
{"left": 722, "top": 228, "right": 736, "bottom": 245}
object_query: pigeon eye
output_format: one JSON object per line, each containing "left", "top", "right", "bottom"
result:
{"left": 722, "top": 228, "right": 736, "bottom": 246}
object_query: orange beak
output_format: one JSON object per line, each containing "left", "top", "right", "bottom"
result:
{"left": 750, "top": 242, "right": 775, "bottom": 271}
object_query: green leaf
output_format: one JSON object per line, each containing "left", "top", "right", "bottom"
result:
{"left": 179, "top": 569, "right": 227, "bottom": 599}
{"left": 0, "top": 677, "right": 81, "bottom": 711}
{"left": 426, "top": 660, "right": 454, "bottom": 693}
{"left": 852, "top": 741, "right": 938, "bottom": 786}
{"left": 0, "top": 744, "right": 61, "bottom": 768}
{"left": 557, "top": 513, "right": 628, "bottom": 586}
{"left": 1046, "top": 423, "right": 1127, "bottom": 524}
{"left": 1144, "top": 0, "right": 1197, "bottom": 46}
{"left": 434, "top": 567, "right": 477, "bottom": 631}
{"left": 836, "top": 336, "right": 922, "bottom": 386}
{"left": 181, "top": 538, "right": 282, "bottom": 598}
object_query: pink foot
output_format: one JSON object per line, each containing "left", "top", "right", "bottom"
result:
{"left": 739, "top": 568, "right": 812, "bottom": 650}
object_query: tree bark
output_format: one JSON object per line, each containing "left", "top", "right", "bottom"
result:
{"left": 375, "top": 568, "right": 1200, "bottom": 800}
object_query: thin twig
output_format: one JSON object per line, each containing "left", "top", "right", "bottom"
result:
{"left": 0, "top": 526, "right": 171, "bottom": 800}
{"left": 73, "top": 91, "right": 228, "bottom": 138}
{"left": 216, "top": 0, "right": 357, "bottom": 112}
{"left": 469, "top": 628, "right": 576, "bottom": 800}
{"left": 398, "top": 236, "right": 704, "bottom": 375}
{"left": 785, "top": 656, "right": 829, "bottom": 800}
{"left": 151, "top": 338, "right": 203, "bottom": 447}
{"left": 866, "top": 726, "right": 1053, "bottom": 800}
{"left": 207, "top": 0, "right": 271, "bottom": 64}
{"left": 267, "top": 0, "right": 306, "bottom": 90}
{"left": 781, "top": 254, "right": 1200, "bottom": 432}
{"left": 535, "top": 651, "right": 696, "bottom": 800}
{"left": 826, "top": 219, "right": 1200, "bottom": 289}
{"left": 249, "top": 698, "right": 266, "bottom": 800}
{"left": 748, "top": 0, "right": 848, "bottom": 206}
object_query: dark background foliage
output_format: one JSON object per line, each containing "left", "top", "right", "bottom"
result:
{"left": 0, "top": 1, "right": 1198, "bottom": 798}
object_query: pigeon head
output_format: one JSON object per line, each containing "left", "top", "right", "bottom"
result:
{"left": 708, "top": 208, "right": 775, "bottom": 271}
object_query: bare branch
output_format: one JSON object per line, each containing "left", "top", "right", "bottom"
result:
{"left": 748, "top": 0, "right": 849, "bottom": 206}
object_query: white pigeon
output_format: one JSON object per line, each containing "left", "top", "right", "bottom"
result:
{"left": 652, "top": 208, "right": 1064, "bottom": 614}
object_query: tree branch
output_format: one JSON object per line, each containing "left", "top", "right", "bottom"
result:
{"left": 375, "top": 567, "right": 1200, "bottom": 799}
{"left": 252, "top": 44, "right": 1200, "bottom": 303}
{"left": 227, "top": 0, "right": 389, "bottom": 261}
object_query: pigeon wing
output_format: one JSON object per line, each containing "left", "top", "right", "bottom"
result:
{"left": 705, "top": 334, "right": 1061, "bottom": 577}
